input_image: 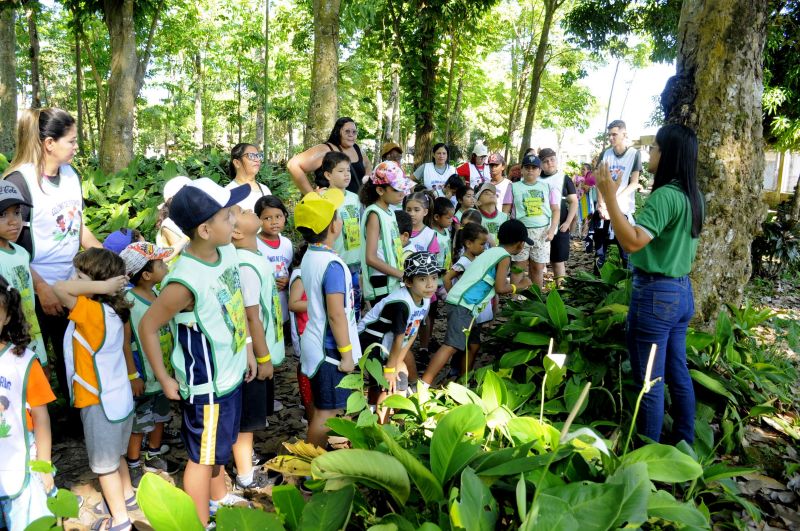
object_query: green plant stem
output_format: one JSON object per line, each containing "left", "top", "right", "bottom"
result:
{"left": 539, "top": 373, "right": 548, "bottom": 423}
{"left": 621, "top": 377, "right": 661, "bottom": 457}
{"left": 462, "top": 315, "right": 477, "bottom": 386}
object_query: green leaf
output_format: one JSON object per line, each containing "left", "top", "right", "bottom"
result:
{"left": 271, "top": 485, "right": 306, "bottom": 531}
{"left": 646, "top": 490, "right": 709, "bottom": 528}
{"left": 480, "top": 371, "right": 508, "bottom": 411}
{"left": 381, "top": 394, "right": 417, "bottom": 413}
{"left": 311, "top": 449, "right": 410, "bottom": 505}
{"left": 45, "top": 488, "right": 80, "bottom": 519}
{"left": 356, "top": 409, "right": 378, "bottom": 427}
{"left": 715, "top": 310, "right": 734, "bottom": 344}
{"left": 345, "top": 392, "right": 367, "bottom": 415}
{"left": 535, "top": 482, "right": 624, "bottom": 531}
{"left": 686, "top": 331, "right": 715, "bottom": 351}
{"left": 337, "top": 373, "right": 364, "bottom": 390}
{"left": 606, "top": 463, "right": 650, "bottom": 528}
{"left": 430, "top": 404, "right": 486, "bottom": 485}
{"left": 449, "top": 467, "right": 498, "bottom": 531}
{"left": 29, "top": 460, "right": 56, "bottom": 474}
{"left": 524, "top": 496, "right": 578, "bottom": 531}
{"left": 325, "top": 417, "right": 370, "bottom": 449}
{"left": 702, "top": 463, "right": 758, "bottom": 483}
{"left": 373, "top": 426, "right": 444, "bottom": 504}
{"left": 546, "top": 290, "right": 568, "bottom": 331}
{"left": 24, "top": 516, "right": 58, "bottom": 531}
{"left": 499, "top": 349, "right": 537, "bottom": 368}
{"left": 365, "top": 357, "right": 389, "bottom": 389}
{"left": 136, "top": 473, "right": 204, "bottom": 531}
{"left": 516, "top": 474, "right": 527, "bottom": 522}
{"left": 444, "top": 382, "right": 484, "bottom": 408}
{"left": 689, "top": 370, "right": 738, "bottom": 404}
{"left": 216, "top": 506, "right": 284, "bottom": 530}
{"left": 369, "top": 514, "right": 417, "bottom": 531}
{"left": 513, "top": 331, "right": 551, "bottom": 346}
{"left": 622, "top": 444, "right": 703, "bottom": 483}
{"left": 299, "top": 486, "right": 355, "bottom": 531}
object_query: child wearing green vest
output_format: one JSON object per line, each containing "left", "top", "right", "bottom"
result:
{"left": 421, "top": 219, "right": 533, "bottom": 386}
{"left": 359, "top": 161, "right": 412, "bottom": 303}
{"left": 476, "top": 181, "right": 509, "bottom": 246}
{"left": 230, "top": 205, "right": 285, "bottom": 490}
{"left": 119, "top": 242, "right": 180, "bottom": 489}
{"left": 510, "top": 154, "right": 560, "bottom": 288}
{"left": 138, "top": 178, "right": 255, "bottom": 526}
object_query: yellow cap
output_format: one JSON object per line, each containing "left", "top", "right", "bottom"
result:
{"left": 294, "top": 188, "right": 345, "bottom": 234}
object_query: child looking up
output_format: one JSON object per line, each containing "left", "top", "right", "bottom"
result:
{"left": 53, "top": 249, "right": 135, "bottom": 531}
{"left": 0, "top": 182, "right": 46, "bottom": 367}
{"left": 442, "top": 174, "right": 464, "bottom": 209}
{"left": 476, "top": 182, "right": 509, "bottom": 246}
{"left": 0, "top": 276, "right": 56, "bottom": 531}
{"left": 255, "top": 196, "right": 293, "bottom": 331}
{"left": 231, "top": 205, "right": 285, "bottom": 490}
{"left": 510, "top": 154, "right": 560, "bottom": 288}
{"left": 395, "top": 210, "right": 414, "bottom": 263}
{"left": 454, "top": 186, "right": 476, "bottom": 223}
{"left": 138, "top": 179, "right": 255, "bottom": 525}
{"left": 358, "top": 252, "right": 438, "bottom": 419}
{"left": 296, "top": 189, "right": 362, "bottom": 447}
{"left": 421, "top": 220, "right": 533, "bottom": 385}
{"left": 119, "top": 242, "right": 179, "bottom": 489}
{"left": 156, "top": 176, "right": 192, "bottom": 263}
{"left": 360, "top": 161, "right": 412, "bottom": 304}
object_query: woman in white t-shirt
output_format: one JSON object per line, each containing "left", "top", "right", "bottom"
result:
{"left": 226, "top": 143, "right": 272, "bottom": 212}
{"left": 412, "top": 143, "right": 452, "bottom": 196}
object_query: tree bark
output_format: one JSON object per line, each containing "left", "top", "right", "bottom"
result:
{"left": 384, "top": 65, "right": 399, "bottom": 142}
{"left": 74, "top": 10, "right": 84, "bottom": 154}
{"left": 519, "top": 0, "right": 559, "bottom": 161}
{"left": 82, "top": 33, "right": 105, "bottom": 136}
{"left": 305, "top": 0, "right": 340, "bottom": 148}
{"left": 442, "top": 32, "right": 458, "bottom": 146}
{"left": 374, "top": 61, "right": 384, "bottom": 166}
{"left": 447, "top": 73, "right": 464, "bottom": 150}
{"left": 26, "top": 1, "right": 41, "bottom": 108}
{"left": 263, "top": 0, "right": 270, "bottom": 157}
{"left": 193, "top": 50, "right": 203, "bottom": 149}
{"left": 412, "top": 48, "right": 437, "bottom": 167}
{"left": 236, "top": 58, "right": 242, "bottom": 144}
{"left": 661, "top": 0, "right": 769, "bottom": 325}
{"left": 0, "top": 6, "right": 17, "bottom": 153}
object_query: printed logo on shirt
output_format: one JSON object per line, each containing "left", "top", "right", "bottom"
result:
{"left": 342, "top": 205, "right": 361, "bottom": 251}
{"left": 0, "top": 393, "right": 11, "bottom": 438}
{"left": 523, "top": 190, "right": 545, "bottom": 217}
{"left": 51, "top": 201, "right": 82, "bottom": 242}
{"left": 216, "top": 266, "right": 247, "bottom": 354}
{"left": 8, "top": 265, "right": 42, "bottom": 352}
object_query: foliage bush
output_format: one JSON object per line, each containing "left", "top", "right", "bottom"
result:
{"left": 751, "top": 198, "right": 800, "bottom": 279}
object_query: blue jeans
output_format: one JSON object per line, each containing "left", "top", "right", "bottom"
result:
{"left": 627, "top": 270, "right": 696, "bottom": 444}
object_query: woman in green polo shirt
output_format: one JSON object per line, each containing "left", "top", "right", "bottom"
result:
{"left": 596, "top": 123, "right": 704, "bottom": 446}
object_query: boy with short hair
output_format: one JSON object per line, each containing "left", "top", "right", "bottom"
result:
{"left": 394, "top": 210, "right": 414, "bottom": 262}
{"left": 138, "top": 178, "right": 256, "bottom": 525}
{"left": 510, "top": 154, "right": 560, "bottom": 288}
{"left": 476, "top": 181, "right": 509, "bottom": 246}
{"left": 421, "top": 219, "right": 533, "bottom": 385}
{"left": 119, "top": 242, "right": 180, "bottom": 488}
{"left": 295, "top": 189, "right": 362, "bottom": 447}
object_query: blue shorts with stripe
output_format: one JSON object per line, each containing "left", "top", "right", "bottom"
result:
{"left": 180, "top": 385, "right": 242, "bottom": 466}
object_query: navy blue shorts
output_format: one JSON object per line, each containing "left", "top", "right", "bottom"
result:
{"left": 181, "top": 385, "right": 242, "bottom": 466}
{"left": 310, "top": 349, "right": 353, "bottom": 410}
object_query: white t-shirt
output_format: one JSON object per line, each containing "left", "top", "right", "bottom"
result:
{"left": 239, "top": 265, "right": 261, "bottom": 308}
{"left": 225, "top": 180, "right": 272, "bottom": 212}
{"left": 256, "top": 234, "right": 293, "bottom": 322}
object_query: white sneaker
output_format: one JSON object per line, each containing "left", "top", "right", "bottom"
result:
{"left": 273, "top": 400, "right": 284, "bottom": 412}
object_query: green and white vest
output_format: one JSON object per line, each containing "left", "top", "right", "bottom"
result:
{"left": 446, "top": 247, "right": 509, "bottom": 315}
{"left": 360, "top": 204, "right": 403, "bottom": 300}
{"left": 512, "top": 180, "right": 552, "bottom": 229}
{"left": 237, "top": 248, "right": 286, "bottom": 366}
{"left": 164, "top": 244, "right": 247, "bottom": 399}
{"left": 334, "top": 190, "right": 362, "bottom": 268}
{"left": 357, "top": 287, "right": 430, "bottom": 356}
{"left": 481, "top": 210, "right": 509, "bottom": 245}
{"left": 299, "top": 246, "right": 362, "bottom": 376}
{"left": 0, "top": 243, "right": 46, "bottom": 365}
{"left": 127, "top": 289, "right": 175, "bottom": 395}
{"left": 433, "top": 227, "right": 452, "bottom": 276}
{"left": 0, "top": 345, "right": 36, "bottom": 499}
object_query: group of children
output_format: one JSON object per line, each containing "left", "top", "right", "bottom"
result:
{"left": 0, "top": 149, "right": 558, "bottom": 530}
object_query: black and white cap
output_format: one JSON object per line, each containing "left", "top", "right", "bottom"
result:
{"left": 0, "top": 181, "right": 32, "bottom": 213}
{"left": 403, "top": 251, "right": 441, "bottom": 278}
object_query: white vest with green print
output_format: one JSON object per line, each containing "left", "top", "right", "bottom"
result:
{"left": 445, "top": 246, "right": 509, "bottom": 315}
{"left": 481, "top": 211, "right": 509, "bottom": 245}
{"left": 237, "top": 248, "right": 286, "bottom": 366}
{"left": 164, "top": 244, "right": 247, "bottom": 399}
{"left": 0, "top": 243, "right": 46, "bottom": 365}
{"left": 360, "top": 204, "right": 403, "bottom": 300}
{"left": 127, "top": 289, "right": 175, "bottom": 395}
{"left": 0, "top": 345, "right": 36, "bottom": 499}
{"left": 334, "top": 190, "right": 362, "bottom": 268}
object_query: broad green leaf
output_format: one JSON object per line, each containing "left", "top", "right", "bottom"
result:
{"left": 381, "top": 394, "right": 417, "bottom": 413}
{"left": 686, "top": 331, "right": 715, "bottom": 351}
{"left": 449, "top": 468, "right": 498, "bottom": 531}
{"left": 499, "top": 349, "right": 537, "bottom": 368}
{"left": 311, "top": 449, "right": 410, "bottom": 505}
{"left": 365, "top": 357, "right": 389, "bottom": 389}
{"left": 299, "top": 486, "right": 355, "bottom": 531}
{"left": 543, "top": 355, "right": 567, "bottom": 399}
{"left": 136, "top": 473, "right": 204, "bottom": 531}
{"left": 689, "top": 370, "right": 738, "bottom": 404}
{"left": 536, "top": 482, "right": 624, "bottom": 531}
{"left": 606, "top": 463, "right": 650, "bottom": 528}
{"left": 622, "top": 444, "right": 703, "bottom": 483}
{"left": 271, "top": 485, "right": 306, "bottom": 531}
{"left": 546, "top": 290, "right": 568, "bottom": 331}
{"left": 374, "top": 426, "right": 444, "bottom": 503}
{"left": 216, "top": 506, "right": 284, "bottom": 531}
{"left": 430, "top": 404, "right": 486, "bottom": 485}
{"left": 369, "top": 513, "right": 416, "bottom": 531}
{"left": 325, "top": 417, "right": 370, "bottom": 449}
{"left": 345, "top": 391, "right": 368, "bottom": 415}
{"left": 513, "top": 331, "right": 551, "bottom": 346}
{"left": 29, "top": 460, "right": 56, "bottom": 474}
{"left": 646, "top": 490, "right": 710, "bottom": 528}
{"left": 337, "top": 373, "right": 364, "bottom": 390}
{"left": 516, "top": 473, "right": 527, "bottom": 522}
{"left": 45, "top": 488, "right": 80, "bottom": 519}
{"left": 24, "top": 516, "right": 58, "bottom": 531}
{"left": 702, "top": 463, "right": 758, "bottom": 483}
{"left": 594, "top": 303, "right": 628, "bottom": 315}
{"left": 478, "top": 448, "right": 571, "bottom": 477}
{"left": 715, "top": 310, "right": 733, "bottom": 344}
{"left": 444, "top": 382, "right": 484, "bottom": 408}
{"left": 356, "top": 409, "right": 378, "bottom": 427}
{"left": 525, "top": 495, "right": 578, "bottom": 531}
{"left": 480, "top": 371, "right": 507, "bottom": 411}
{"left": 506, "top": 416, "right": 560, "bottom": 449}
{"left": 416, "top": 524, "right": 442, "bottom": 531}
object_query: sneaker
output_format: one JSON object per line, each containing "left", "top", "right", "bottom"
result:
{"left": 209, "top": 492, "right": 252, "bottom": 516}
{"left": 234, "top": 469, "right": 282, "bottom": 491}
{"left": 273, "top": 400, "right": 284, "bottom": 412}
{"left": 143, "top": 453, "right": 181, "bottom": 475}
{"left": 128, "top": 464, "right": 144, "bottom": 489}
{"left": 251, "top": 451, "right": 270, "bottom": 467}
{"left": 141, "top": 439, "right": 170, "bottom": 455}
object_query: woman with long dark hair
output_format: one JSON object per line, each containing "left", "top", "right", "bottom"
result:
{"left": 287, "top": 117, "right": 371, "bottom": 195}
{"left": 596, "top": 123, "right": 704, "bottom": 445}
{"left": 412, "top": 143, "right": 452, "bottom": 195}
{"left": 227, "top": 142, "right": 271, "bottom": 211}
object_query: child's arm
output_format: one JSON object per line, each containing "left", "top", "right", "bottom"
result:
{"left": 495, "top": 257, "right": 531, "bottom": 294}
{"left": 365, "top": 212, "right": 403, "bottom": 279}
{"left": 326, "top": 292, "right": 355, "bottom": 373}
{"left": 547, "top": 202, "right": 560, "bottom": 241}
{"left": 123, "top": 321, "right": 144, "bottom": 397}
{"left": 443, "top": 267, "right": 462, "bottom": 292}
{"left": 30, "top": 404, "right": 53, "bottom": 493}
{"left": 52, "top": 276, "right": 128, "bottom": 311}
{"left": 139, "top": 283, "right": 193, "bottom": 400}
{"left": 383, "top": 333, "right": 409, "bottom": 394}
{"left": 245, "top": 305, "right": 273, "bottom": 380}
{"left": 288, "top": 278, "right": 307, "bottom": 314}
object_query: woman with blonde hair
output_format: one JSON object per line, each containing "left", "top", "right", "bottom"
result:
{"left": 3, "top": 108, "right": 102, "bottom": 399}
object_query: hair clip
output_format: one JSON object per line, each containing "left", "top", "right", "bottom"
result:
{"left": 6, "top": 284, "right": 12, "bottom": 292}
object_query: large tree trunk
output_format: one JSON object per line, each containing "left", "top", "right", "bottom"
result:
{"left": 26, "top": 2, "right": 41, "bottom": 108}
{"left": 305, "top": 0, "right": 340, "bottom": 148}
{"left": 519, "top": 0, "right": 559, "bottom": 161}
{"left": 100, "top": 0, "right": 137, "bottom": 173}
{"left": 442, "top": 32, "right": 458, "bottom": 146}
{"left": 193, "top": 50, "right": 203, "bottom": 149}
{"left": 447, "top": 74, "right": 464, "bottom": 150}
{"left": 0, "top": 7, "right": 17, "bottom": 153}
{"left": 661, "top": 0, "right": 769, "bottom": 325}
{"left": 412, "top": 50, "right": 437, "bottom": 167}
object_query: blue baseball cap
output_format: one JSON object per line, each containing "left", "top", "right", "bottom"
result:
{"left": 169, "top": 177, "right": 250, "bottom": 233}
{"left": 521, "top": 154, "right": 541, "bottom": 168}
{"left": 103, "top": 228, "right": 135, "bottom": 254}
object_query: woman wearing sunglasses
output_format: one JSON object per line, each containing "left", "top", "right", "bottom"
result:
{"left": 287, "top": 117, "right": 372, "bottom": 196}
{"left": 227, "top": 143, "right": 272, "bottom": 211}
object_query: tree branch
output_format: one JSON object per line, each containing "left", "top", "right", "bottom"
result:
{"left": 135, "top": 0, "right": 164, "bottom": 96}
{"left": 386, "top": 0, "right": 407, "bottom": 57}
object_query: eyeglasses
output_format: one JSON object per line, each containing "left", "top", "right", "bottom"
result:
{"left": 342, "top": 129, "right": 358, "bottom": 135}
{"left": 243, "top": 152, "right": 264, "bottom": 162}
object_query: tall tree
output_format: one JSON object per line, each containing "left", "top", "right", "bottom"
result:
{"left": 25, "top": 0, "right": 41, "bottom": 108}
{"left": 74, "top": 8, "right": 84, "bottom": 153}
{"left": 0, "top": 5, "right": 16, "bottom": 153}
{"left": 305, "top": 0, "right": 340, "bottom": 147}
{"left": 661, "top": 0, "right": 769, "bottom": 323}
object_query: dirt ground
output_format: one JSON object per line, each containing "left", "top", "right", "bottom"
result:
{"left": 48, "top": 239, "right": 799, "bottom": 530}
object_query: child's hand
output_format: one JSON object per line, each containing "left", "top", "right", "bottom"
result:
{"left": 257, "top": 360, "right": 274, "bottom": 380}
{"left": 245, "top": 352, "right": 257, "bottom": 383}
{"left": 101, "top": 275, "right": 128, "bottom": 294}
{"left": 39, "top": 471, "right": 55, "bottom": 494}
{"left": 384, "top": 369, "right": 398, "bottom": 394}
{"left": 338, "top": 356, "right": 355, "bottom": 373}
{"left": 161, "top": 377, "right": 180, "bottom": 400}
{"left": 130, "top": 377, "right": 145, "bottom": 397}
{"left": 545, "top": 230, "right": 555, "bottom": 242}
{"left": 37, "top": 282, "right": 64, "bottom": 316}
{"left": 559, "top": 221, "right": 571, "bottom": 233}
{"left": 275, "top": 276, "right": 289, "bottom": 291}
{"left": 517, "top": 277, "right": 533, "bottom": 291}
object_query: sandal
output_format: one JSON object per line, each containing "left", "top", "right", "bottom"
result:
{"left": 92, "top": 494, "right": 139, "bottom": 515}
{"left": 90, "top": 516, "right": 132, "bottom": 531}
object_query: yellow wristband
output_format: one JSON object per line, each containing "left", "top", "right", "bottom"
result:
{"left": 383, "top": 367, "right": 396, "bottom": 373}
{"left": 128, "top": 372, "right": 140, "bottom": 381}
{"left": 510, "top": 283, "right": 517, "bottom": 295}
{"left": 256, "top": 355, "right": 271, "bottom": 364}
{"left": 337, "top": 344, "right": 352, "bottom": 353}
